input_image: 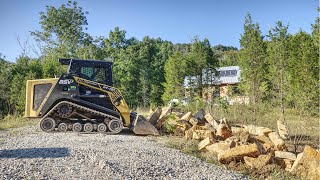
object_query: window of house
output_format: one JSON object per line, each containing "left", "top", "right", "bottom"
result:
{"left": 219, "top": 70, "right": 226, "bottom": 76}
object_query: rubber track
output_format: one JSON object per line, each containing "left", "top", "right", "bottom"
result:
{"left": 41, "top": 100, "right": 122, "bottom": 134}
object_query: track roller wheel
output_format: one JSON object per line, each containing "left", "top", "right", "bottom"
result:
{"left": 83, "top": 123, "right": 94, "bottom": 132}
{"left": 73, "top": 123, "right": 82, "bottom": 132}
{"left": 57, "top": 103, "right": 73, "bottom": 118}
{"left": 58, "top": 123, "right": 68, "bottom": 132}
{"left": 97, "top": 123, "right": 107, "bottom": 133}
{"left": 40, "top": 117, "right": 56, "bottom": 132}
{"left": 108, "top": 119, "right": 123, "bottom": 134}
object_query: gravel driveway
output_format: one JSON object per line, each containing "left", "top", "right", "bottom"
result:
{"left": 0, "top": 126, "right": 245, "bottom": 179}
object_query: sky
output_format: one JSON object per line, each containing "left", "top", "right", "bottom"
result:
{"left": 0, "top": 0, "right": 318, "bottom": 62}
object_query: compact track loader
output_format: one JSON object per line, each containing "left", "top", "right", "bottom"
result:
{"left": 25, "top": 58, "right": 159, "bottom": 135}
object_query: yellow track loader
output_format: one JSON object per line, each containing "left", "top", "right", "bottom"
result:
{"left": 25, "top": 58, "right": 159, "bottom": 135}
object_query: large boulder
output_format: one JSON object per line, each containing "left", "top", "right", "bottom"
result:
{"left": 218, "top": 143, "right": 260, "bottom": 163}
{"left": 290, "top": 145, "right": 320, "bottom": 180}
{"left": 268, "top": 132, "right": 286, "bottom": 151}
{"left": 277, "top": 120, "right": 289, "bottom": 139}
{"left": 147, "top": 107, "right": 162, "bottom": 126}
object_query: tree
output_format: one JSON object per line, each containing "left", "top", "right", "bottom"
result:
{"left": 31, "top": 0, "right": 89, "bottom": 56}
{"left": 287, "top": 31, "right": 318, "bottom": 114}
{"left": 0, "top": 55, "right": 13, "bottom": 117}
{"left": 162, "top": 52, "right": 186, "bottom": 103}
{"left": 238, "top": 13, "right": 267, "bottom": 120}
{"left": 9, "top": 56, "right": 43, "bottom": 114}
{"left": 186, "top": 38, "right": 218, "bottom": 97}
{"left": 267, "top": 21, "right": 289, "bottom": 119}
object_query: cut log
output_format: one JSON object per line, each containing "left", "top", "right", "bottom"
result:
{"left": 218, "top": 143, "right": 260, "bottom": 163}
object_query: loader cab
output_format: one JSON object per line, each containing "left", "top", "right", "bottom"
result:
{"left": 59, "top": 58, "right": 113, "bottom": 86}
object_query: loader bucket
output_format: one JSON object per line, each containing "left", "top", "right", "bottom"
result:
{"left": 131, "top": 115, "right": 159, "bottom": 136}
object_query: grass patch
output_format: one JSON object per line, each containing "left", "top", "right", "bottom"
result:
{"left": 205, "top": 104, "right": 319, "bottom": 141}
{"left": 160, "top": 136, "right": 300, "bottom": 180}
{"left": 0, "top": 114, "right": 38, "bottom": 130}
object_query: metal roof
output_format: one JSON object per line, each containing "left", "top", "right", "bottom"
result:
{"left": 184, "top": 66, "right": 241, "bottom": 88}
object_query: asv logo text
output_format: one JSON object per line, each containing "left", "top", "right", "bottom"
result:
{"left": 59, "top": 79, "right": 74, "bottom": 84}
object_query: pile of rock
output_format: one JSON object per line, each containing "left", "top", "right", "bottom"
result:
{"left": 147, "top": 108, "right": 320, "bottom": 180}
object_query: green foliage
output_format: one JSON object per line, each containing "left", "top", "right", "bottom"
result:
{"left": 31, "top": 0, "right": 89, "bottom": 55}
{"left": 162, "top": 52, "right": 186, "bottom": 103}
{"left": 0, "top": 1, "right": 318, "bottom": 125}
{"left": 266, "top": 21, "right": 290, "bottom": 118}
{"left": 238, "top": 13, "right": 267, "bottom": 106}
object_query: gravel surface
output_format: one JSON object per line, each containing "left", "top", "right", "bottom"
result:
{"left": 0, "top": 126, "right": 246, "bottom": 179}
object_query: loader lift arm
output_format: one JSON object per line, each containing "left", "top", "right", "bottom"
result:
{"left": 73, "top": 76, "right": 131, "bottom": 126}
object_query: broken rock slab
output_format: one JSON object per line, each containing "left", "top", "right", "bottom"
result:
{"left": 245, "top": 125, "right": 273, "bottom": 136}
{"left": 253, "top": 135, "right": 273, "bottom": 145}
{"left": 204, "top": 113, "right": 219, "bottom": 129}
{"left": 218, "top": 143, "right": 260, "bottom": 164}
{"left": 244, "top": 154, "right": 271, "bottom": 170}
{"left": 284, "top": 159, "right": 294, "bottom": 172}
{"left": 268, "top": 132, "right": 286, "bottom": 151}
{"left": 198, "top": 137, "right": 213, "bottom": 150}
{"left": 147, "top": 106, "right": 162, "bottom": 126}
{"left": 194, "top": 109, "right": 205, "bottom": 120}
{"left": 216, "top": 124, "right": 232, "bottom": 140}
{"left": 189, "top": 117, "right": 199, "bottom": 126}
{"left": 180, "top": 112, "right": 192, "bottom": 121}
{"left": 155, "top": 106, "right": 172, "bottom": 129}
{"left": 231, "top": 126, "right": 246, "bottom": 134}
{"left": 277, "top": 120, "right": 289, "bottom": 139}
{"left": 193, "top": 130, "right": 215, "bottom": 140}
{"left": 290, "top": 145, "right": 320, "bottom": 180}
{"left": 206, "top": 142, "right": 230, "bottom": 155}
{"left": 185, "top": 129, "right": 193, "bottom": 140}
{"left": 274, "top": 151, "right": 296, "bottom": 161}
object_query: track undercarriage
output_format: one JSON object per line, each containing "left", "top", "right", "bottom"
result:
{"left": 39, "top": 101, "right": 124, "bottom": 134}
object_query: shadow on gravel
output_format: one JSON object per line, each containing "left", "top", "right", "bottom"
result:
{"left": 0, "top": 147, "right": 69, "bottom": 158}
